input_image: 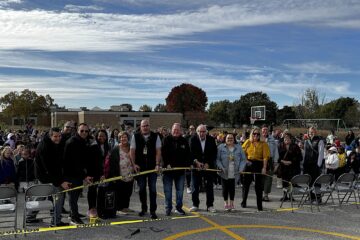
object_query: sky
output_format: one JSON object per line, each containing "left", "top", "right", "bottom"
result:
{"left": 0, "top": 0, "right": 359, "bottom": 111}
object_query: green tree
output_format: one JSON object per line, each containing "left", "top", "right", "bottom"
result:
{"left": 276, "top": 106, "right": 296, "bottom": 125}
{"left": 343, "top": 103, "right": 360, "bottom": 128}
{"left": 139, "top": 104, "right": 152, "bottom": 112}
{"left": 231, "top": 92, "right": 278, "bottom": 125}
{"left": 166, "top": 83, "right": 207, "bottom": 114}
{"left": 208, "top": 100, "right": 231, "bottom": 126}
{"left": 0, "top": 89, "right": 54, "bottom": 120}
{"left": 319, "top": 97, "right": 357, "bottom": 119}
{"left": 154, "top": 103, "right": 167, "bottom": 112}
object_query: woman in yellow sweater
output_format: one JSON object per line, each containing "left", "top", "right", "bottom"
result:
{"left": 241, "top": 127, "right": 270, "bottom": 211}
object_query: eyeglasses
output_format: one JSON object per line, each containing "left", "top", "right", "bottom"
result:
{"left": 80, "top": 130, "right": 89, "bottom": 133}
{"left": 253, "top": 133, "right": 260, "bottom": 136}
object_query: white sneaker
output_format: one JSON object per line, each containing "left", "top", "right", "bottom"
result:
{"left": 189, "top": 206, "right": 198, "bottom": 212}
{"left": 186, "top": 187, "right": 192, "bottom": 194}
{"left": 207, "top": 206, "right": 216, "bottom": 213}
{"left": 117, "top": 210, "right": 128, "bottom": 215}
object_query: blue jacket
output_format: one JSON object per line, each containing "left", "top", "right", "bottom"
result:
{"left": 0, "top": 158, "right": 17, "bottom": 185}
{"left": 216, "top": 143, "right": 246, "bottom": 181}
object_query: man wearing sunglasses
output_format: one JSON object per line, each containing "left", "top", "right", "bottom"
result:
{"left": 63, "top": 123, "right": 93, "bottom": 225}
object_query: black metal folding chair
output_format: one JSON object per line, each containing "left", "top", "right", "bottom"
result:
{"left": 280, "top": 174, "right": 312, "bottom": 212}
{"left": 23, "top": 184, "right": 55, "bottom": 229}
{"left": 334, "top": 173, "right": 358, "bottom": 208}
{"left": 0, "top": 186, "right": 18, "bottom": 233}
{"left": 311, "top": 174, "right": 335, "bottom": 211}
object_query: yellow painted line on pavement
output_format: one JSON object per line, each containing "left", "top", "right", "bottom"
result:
{"left": 157, "top": 192, "right": 244, "bottom": 240}
{"left": 164, "top": 224, "right": 360, "bottom": 240}
{"left": 275, "top": 208, "right": 299, "bottom": 212}
{"left": 0, "top": 216, "right": 197, "bottom": 237}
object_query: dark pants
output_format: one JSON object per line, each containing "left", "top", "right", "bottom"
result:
{"left": 114, "top": 180, "right": 134, "bottom": 210}
{"left": 221, "top": 178, "right": 235, "bottom": 201}
{"left": 137, "top": 173, "right": 157, "bottom": 213}
{"left": 191, "top": 171, "right": 214, "bottom": 208}
{"left": 67, "top": 178, "right": 83, "bottom": 218}
{"left": 163, "top": 173, "right": 185, "bottom": 211}
{"left": 87, "top": 185, "right": 97, "bottom": 210}
{"left": 242, "top": 161, "right": 264, "bottom": 211}
{"left": 303, "top": 164, "right": 321, "bottom": 200}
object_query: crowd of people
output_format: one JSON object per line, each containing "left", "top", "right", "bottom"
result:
{"left": 1, "top": 121, "right": 360, "bottom": 227}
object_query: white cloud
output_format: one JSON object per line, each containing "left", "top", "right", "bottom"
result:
{"left": 64, "top": 5, "right": 104, "bottom": 12}
{"left": 284, "top": 62, "right": 352, "bottom": 74}
{"left": 0, "top": 1, "right": 359, "bottom": 52}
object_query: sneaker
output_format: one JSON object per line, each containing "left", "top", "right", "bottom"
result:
{"left": 224, "top": 204, "right": 230, "bottom": 211}
{"left": 87, "top": 208, "right": 98, "bottom": 218}
{"left": 175, "top": 208, "right": 185, "bottom": 215}
{"left": 51, "top": 221, "right": 69, "bottom": 227}
{"left": 230, "top": 204, "right": 235, "bottom": 212}
{"left": 186, "top": 187, "right": 192, "bottom": 194}
{"left": 189, "top": 206, "right": 198, "bottom": 212}
{"left": 165, "top": 209, "right": 171, "bottom": 216}
{"left": 150, "top": 212, "right": 158, "bottom": 219}
{"left": 117, "top": 210, "right": 128, "bottom": 215}
{"left": 207, "top": 206, "right": 216, "bottom": 213}
{"left": 262, "top": 196, "right": 270, "bottom": 202}
{"left": 78, "top": 213, "right": 86, "bottom": 219}
{"left": 138, "top": 211, "right": 146, "bottom": 217}
{"left": 70, "top": 216, "right": 84, "bottom": 225}
{"left": 122, "top": 208, "right": 135, "bottom": 213}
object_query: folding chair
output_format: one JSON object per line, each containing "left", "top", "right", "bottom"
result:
{"left": 280, "top": 174, "right": 312, "bottom": 212}
{"left": 0, "top": 186, "right": 18, "bottom": 232}
{"left": 311, "top": 174, "right": 335, "bottom": 211}
{"left": 23, "top": 184, "right": 55, "bottom": 229}
{"left": 334, "top": 173, "right": 358, "bottom": 208}
{"left": 353, "top": 174, "right": 360, "bottom": 201}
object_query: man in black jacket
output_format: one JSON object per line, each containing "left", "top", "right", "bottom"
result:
{"left": 35, "top": 127, "right": 71, "bottom": 226}
{"left": 162, "top": 123, "right": 191, "bottom": 216}
{"left": 130, "top": 119, "right": 162, "bottom": 219}
{"left": 63, "top": 123, "right": 93, "bottom": 225}
{"left": 189, "top": 124, "right": 217, "bottom": 213}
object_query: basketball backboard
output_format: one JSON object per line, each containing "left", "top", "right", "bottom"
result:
{"left": 251, "top": 105, "right": 266, "bottom": 121}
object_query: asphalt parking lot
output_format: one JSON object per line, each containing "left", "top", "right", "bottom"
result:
{"left": 1, "top": 176, "right": 360, "bottom": 240}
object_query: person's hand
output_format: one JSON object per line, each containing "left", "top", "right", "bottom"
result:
{"left": 61, "top": 181, "right": 71, "bottom": 190}
{"left": 196, "top": 161, "right": 204, "bottom": 170}
{"left": 84, "top": 176, "right": 94, "bottom": 184}
{"left": 261, "top": 167, "right": 267, "bottom": 175}
{"left": 133, "top": 164, "right": 140, "bottom": 173}
{"left": 166, "top": 164, "right": 171, "bottom": 169}
{"left": 204, "top": 163, "right": 209, "bottom": 170}
{"left": 100, "top": 175, "right": 106, "bottom": 181}
{"left": 155, "top": 165, "right": 161, "bottom": 173}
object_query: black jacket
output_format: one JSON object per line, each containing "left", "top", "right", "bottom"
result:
{"left": 17, "top": 158, "right": 36, "bottom": 182}
{"left": 35, "top": 135, "right": 64, "bottom": 187}
{"left": 189, "top": 134, "right": 217, "bottom": 168}
{"left": 162, "top": 135, "right": 191, "bottom": 168}
{"left": 63, "top": 134, "right": 90, "bottom": 180}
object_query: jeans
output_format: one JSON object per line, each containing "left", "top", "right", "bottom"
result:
{"left": 137, "top": 173, "right": 157, "bottom": 213}
{"left": 191, "top": 171, "right": 214, "bottom": 208}
{"left": 67, "top": 178, "right": 83, "bottom": 218}
{"left": 53, "top": 187, "right": 65, "bottom": 224}
{"left": 163, "top": 173, "right": 185, "bottom": 211}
